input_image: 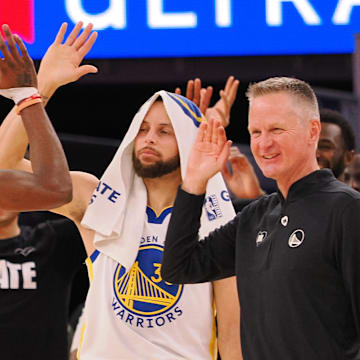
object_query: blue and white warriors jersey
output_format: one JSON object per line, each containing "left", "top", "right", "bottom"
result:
{"left": 78, "top": 207, "right": 216, "bottom": 360}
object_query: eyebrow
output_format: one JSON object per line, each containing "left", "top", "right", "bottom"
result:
{"left": 141, "top": 120, "right": 172, "bottom": 126}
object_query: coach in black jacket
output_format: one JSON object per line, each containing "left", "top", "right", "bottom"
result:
{"left": 162, "top": 77, "right": 360, "bottom": 360}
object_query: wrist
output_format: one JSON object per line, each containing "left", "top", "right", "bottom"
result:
{"left": 182, "top": 177, "right": 207, "bottom": 195}
{"left": 37, "top": 79, "right": 57, "bottom": 105}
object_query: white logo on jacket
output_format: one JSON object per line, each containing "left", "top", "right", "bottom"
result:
{"left": 256, "top": 231, "right": 267, "bottom": 246}
{"left": 288, "top": 229, "right": 305, "bottom": 248}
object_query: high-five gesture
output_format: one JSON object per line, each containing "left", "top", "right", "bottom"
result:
{"left": 206, "top": 76, "right": 239, "bottom": 128}
{"left": 182, "top": 118, "right": 232, "bottom": 194}
{"left": 175, "top": 78, "right": 213, "bottom": 115}
{"left": 0, "top": 24, "right": 37, "bottom": 89}
{"left": 176, "top": 76, "right": 239, "bottom": 127}
{"left": 38, "top": 22, "right": 98, "bottom": 99}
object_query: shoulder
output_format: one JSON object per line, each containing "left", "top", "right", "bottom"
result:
{"left": 321, "top": 179, "right": 360, "bottom": 208}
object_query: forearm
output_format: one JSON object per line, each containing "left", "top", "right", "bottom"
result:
{"left": 20, "top": 103, "right": 72, "bottom": 200}
{"left": 0, "top": 107, "right": 28, "bottom": 169}
{"left": 161, "top": 187, "right": 235, "bottom": 284}
{"left": 214, "top": 277, "right": 242, "bottom": 360}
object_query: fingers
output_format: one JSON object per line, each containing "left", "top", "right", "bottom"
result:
{"left": 64, "top": 21, "right": 84, "bottom": 46}
{"left": 230, "top": 155, "right": 248, "bottom": 172}
{"left": 218, "top": 140, "right": 233, "bottom": 170}
{"left": 73, "top": 23, "right": 94, "bottom": 51}
{"left": 75, "top": 64, "right": 98, "bottom": 80}
{"left": 175, "top": 87, "right": 181, "bottom": 95}
{"left": 224, "top": 76, "right": 234, "bottom": 93}
{"left": 224, "top": 76, "right": 240, "bottom": 107}
{"left": 219, "top": 90, "right": 229, "bottom": 113}
{"left": 13, "top": 35, "right": 32, "bottom": 64}
{"left": 54, "top": 23, "right": 68, "bottom": 45}
{"left": 185, "top": 80, "right": 194, "bottom": 101}
{"left": 205, "top": 118, "right": 214, "bottom": 143}
{"left": 0, "top": 25, "right": 13, "bottom": 61}
{"left": 3, "top": 25, "right": 19, "bottom": 60}
{"left": 192, "top": 78, "right": 201, "bottom": 106}
{"left": 199, "top": 86, "right": 213, "bottom": 115}
{"left": 78, "top": 31, "right": 98, "bottom": 59}
{"left": 196, "top": 121, "right": 208, "bottom": 144}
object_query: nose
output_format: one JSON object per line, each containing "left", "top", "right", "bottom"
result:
{"left": 259, "top": 133, "right": 273, "bottom": 150}
{"left": 144, "top": 128, "right": 156, "bottom": 144}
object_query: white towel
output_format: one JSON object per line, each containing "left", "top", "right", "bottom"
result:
{"left": 81, "top": 90, "right": 235, "bottom": 270}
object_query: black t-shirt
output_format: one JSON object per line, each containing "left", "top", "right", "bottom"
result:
{"left": 0, "top": 218, "right": 86, "bottom": 360}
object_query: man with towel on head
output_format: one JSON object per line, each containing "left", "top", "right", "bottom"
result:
{"left": 0, "top": 25, "right": 241, "bottom": 359}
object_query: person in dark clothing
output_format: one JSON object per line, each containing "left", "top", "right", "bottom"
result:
{"left": 317, "top": 108, "right": 355, "bottom": 180}
{"left": 344, "top": 153, "right": 360, "bottom": 192}
{"left": 0, "top": 210, "right": 85, "bottom": 360}
{"left": 161, "top": 77, "right": 360, "bottom": 360}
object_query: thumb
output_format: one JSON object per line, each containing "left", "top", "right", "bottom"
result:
{"left": 75, "top": 64, "right": 98, "bottom": 80}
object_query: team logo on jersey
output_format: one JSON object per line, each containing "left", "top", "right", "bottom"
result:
{"left": 256, "top": 231, "right": 267, "bottom": 246}
{"left": 113, "top": 244, "right": 183, "bottom": 319}
{"left": 288, "top": 229, "right": 305, "bottom": 248}
{"left": 204, "top": 194, "right": 223, "bottom": 221}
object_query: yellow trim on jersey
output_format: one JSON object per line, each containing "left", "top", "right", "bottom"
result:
{"left": 209, "top": 300, "right": 217, "bottom": 360}
{"left": 85, "top": 257, "right": 94, "bottom": 283}
{"left": 147, "top": 205, "right": 172, "bottom": 218}
{"left": 76, "top": 323, "right": 86, "bottom": 360}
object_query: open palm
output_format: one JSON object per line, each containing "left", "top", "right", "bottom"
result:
{"left": 183, "top": 119, "right": 231, "bottom": 194}
{"left": 38, "top": 22, "right": 98, "bottom": 90}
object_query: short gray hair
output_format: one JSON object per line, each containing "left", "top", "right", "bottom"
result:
{"left": 246, "top": 77, "right": 319, "bottom": 119}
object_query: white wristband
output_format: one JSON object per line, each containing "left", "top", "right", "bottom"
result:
{"left": 0, "top": 87, "right": 38, "bottom": 104}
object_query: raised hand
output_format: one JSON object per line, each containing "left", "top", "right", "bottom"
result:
{"left": 222, "top": 146, "right": 264, "bottom": 199}
{"left": 175, "top": 78, "right": 213, "bottom": 115}
{"left": 37, "top": 22, "right": 98, "bottom": 96}
{"left": 182, "top": 118, "right": 232, "bottom": 194}
{"left": 0, "top": 24, "right": 37, "bottom": 89}
{"left": 206, "top": 76, "right": 239, "bottom": 128}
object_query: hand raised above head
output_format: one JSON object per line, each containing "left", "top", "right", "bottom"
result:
{"left": 0, "top": 24, "right": 37, "bottom": 89}
{"left": 182, "top": 118, "right": 232, "bottom": 194}
{"left": 205, "top": 76, "right": 239, "bottom": 128}
{"left": 38, "top": 22, "right": 98, "bottom": 92}
{"left": 175, "top": 78, "right": 213, "bottom": 115}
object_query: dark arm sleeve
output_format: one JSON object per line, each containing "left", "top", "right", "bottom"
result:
{"left": 161, "top": 187, "right": 238, "bottom": 284}
{"left": 340, "top": 198, "right": 360, "bottom": 336}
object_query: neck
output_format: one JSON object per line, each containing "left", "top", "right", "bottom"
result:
{"left": 143, "top": 169, "right": 182, "bottom": 214}
{"left": 278, "top": 159, "right": 320, "bottom": 198}
{"left": 0, "top": 217, "right": 20, "bottom": 240}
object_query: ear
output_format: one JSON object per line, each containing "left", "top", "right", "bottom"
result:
{"left": 309, "top": 119, "right": 321, "bottom": 144}
{"left": 344, "top": 150, "right": 355, "bottom": 167}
